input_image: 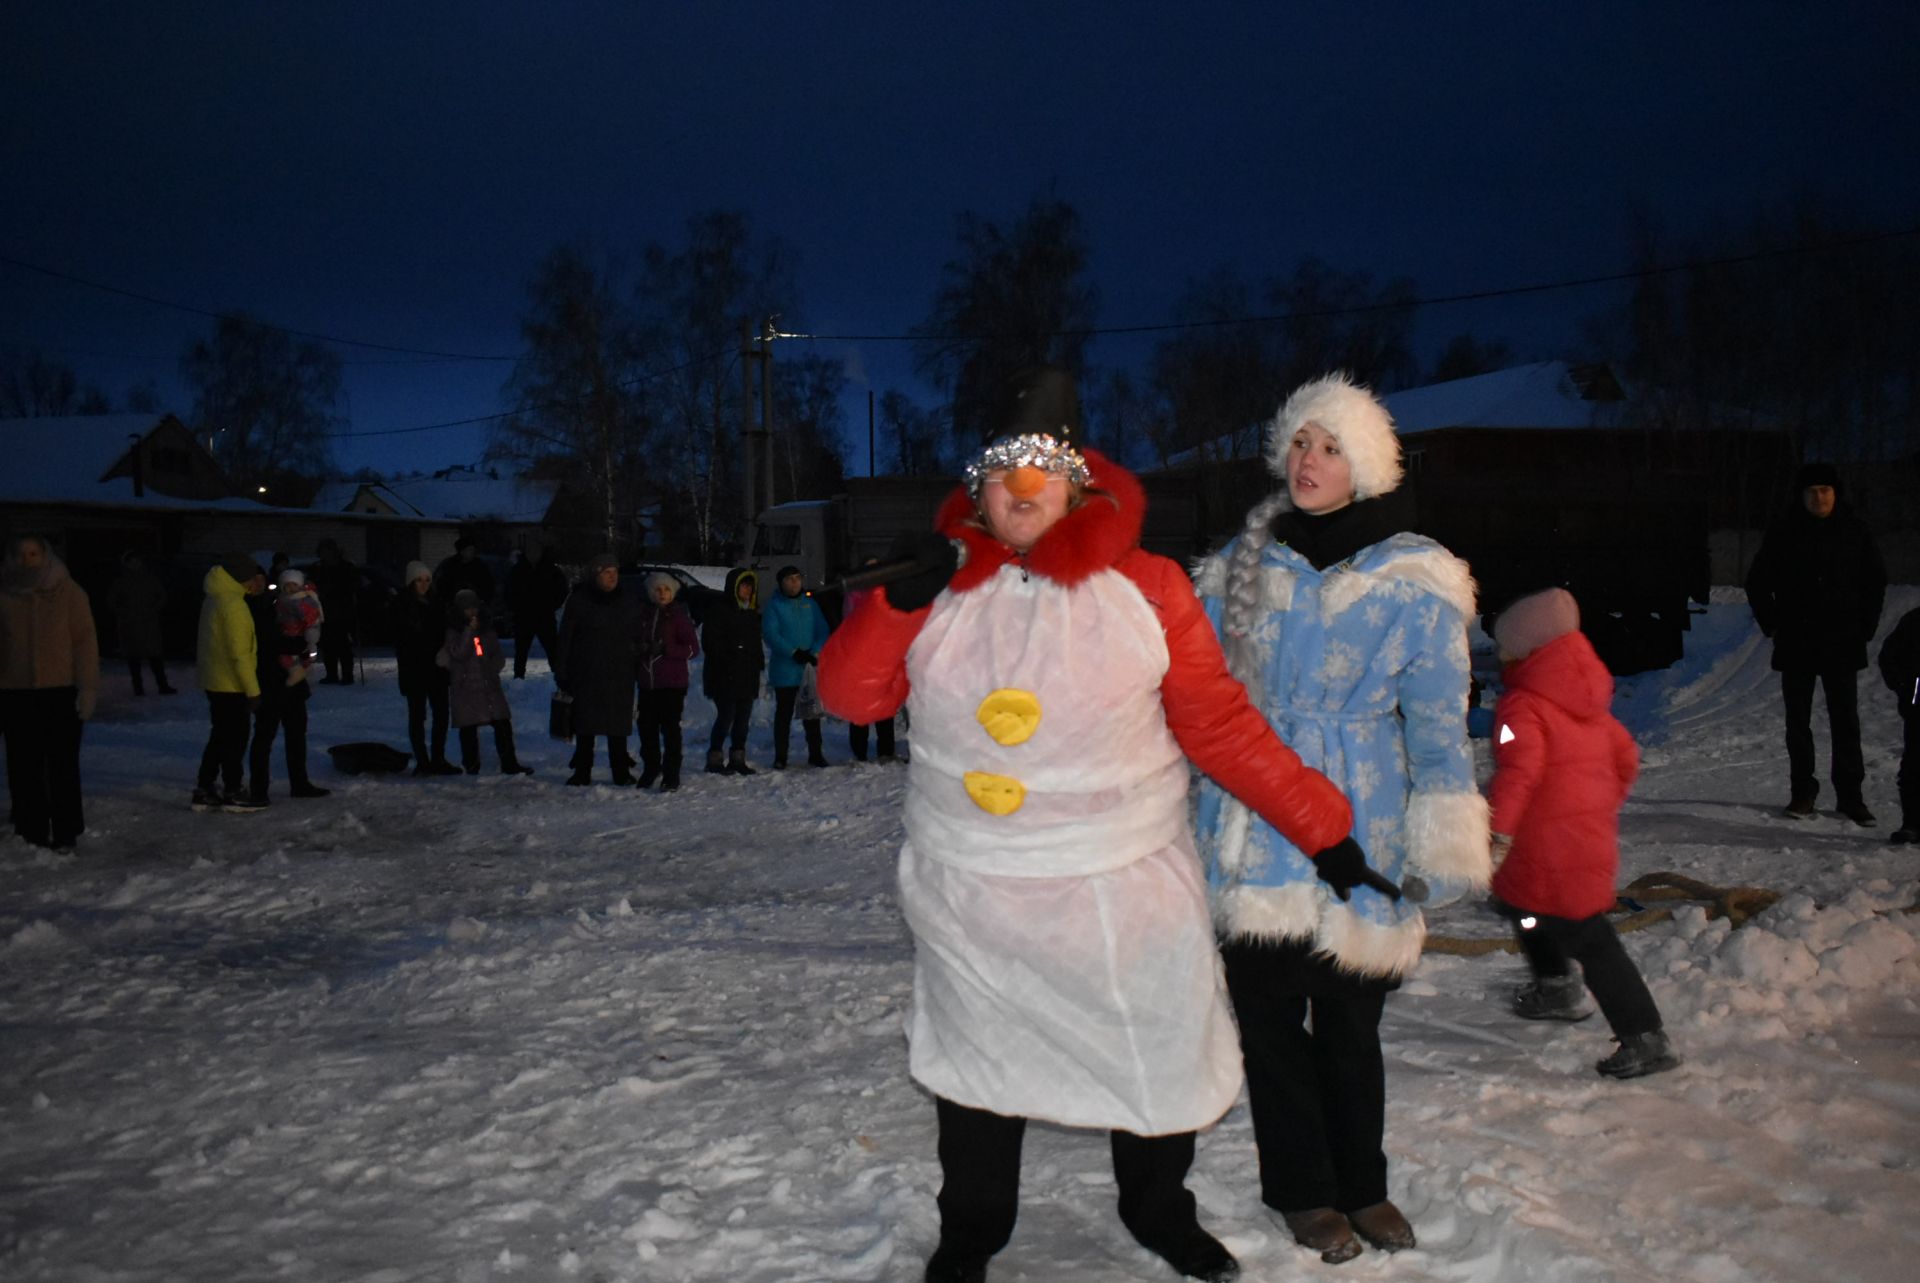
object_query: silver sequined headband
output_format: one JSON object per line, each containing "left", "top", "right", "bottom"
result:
{"left": 964, "top": 433, "right": 1090, "bottom": 497}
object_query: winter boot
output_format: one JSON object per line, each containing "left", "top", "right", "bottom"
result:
{"left": 1891, "top": 827, "right": 1918, "bottom": 844}
{"left": 805, "top": 720, "right": 828, "bottom": 768}
{"left": 1512, "top": 973, "right": 1594, "bottom": 1021}
{"left": 1135, "top": 1225, "right": 1240, "bottom": 1281}
{"left": 1276, "top": 1208, "right": 1362, "bottom": 1264}
{"left": 289, "top": 781, "right": 331, "bottom": 798}
{"left": 1782, "top": 788, "right": 1817, "bottom": 819}
{"left": 1838, "top": 797, "right": 1877, "bottom": 827}
{"left": 705, "top": 749, "right": 728, "bottom": 775}
{"left": 727, "top": 748, "right": 756, "bottom": 776}
{"left": 496, "top": 724, "right": 534, "bottom": 775}
{"left": 661, "top": 766, "right": 680, "bottom": 791}
{"left": 923, "top": 1245, "right": 991, "bottom": 1283}
{"left": 638, "top": 754, "right": 659, "bottom": 789}
{"left": 610, "top": 743, "right": 636, "bottom": 787}
{"left": 1347, "top": 1200, "right": 1416, "bottom": 1252}
{"left": 1596, "top": 1029, "right": 1681, "bottom": 1079}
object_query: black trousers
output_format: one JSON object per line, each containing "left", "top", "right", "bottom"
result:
{"left": 570, "top": 733, "right": 632, "bottom": 779}
{"left": 126, "top": 657, "right": 173, "bottom": 694}
{"left": 199, "top": 691, "right": 253, "bottom": 794}
{"left": 1782, "top": 667, "right": 1864, "bottom": 803}
{"left": 1221, "top": 937, "right": 1393, "bottom": 1214}
{"left": 1511, "top": 909, "right": 1663, "bottom": 1039}
{"left": 636, "top": 687, "right": 686, "bottom": 773}
{"left": 513, "top": 615, "right": 558, "bottom": 679}
{"left": 320, "top": 619, "right": 354, "bottom": 683}
{"left": 708, "top": 697, "right": 753, "bottom": 754}
{"left": 1900, "top": 709, "right": 1920, "bottom": 830}
{"left": 931, "top": 1096, "right": 1203, "bottom": 1261}
{"left": 404, "top": 672, "right": 450, "bottom": 766}
{"left": 1, "top": 687, "right": 85, "bottom": 846}
{"left": 771, "top": 684, "right": 822, "bottom": 763}
{"left": 849, "top": 718, "right": 896, "bottom": 760}
{"left": 458, "top": 719, "right": 520, "bottom": 771}
{"left": 249, "top": 685, "right": 311, "bottom": 796}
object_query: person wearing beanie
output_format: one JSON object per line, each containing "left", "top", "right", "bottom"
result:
{"left": 1190, "top": 372, "right": 1490, "bottom": 1263}
{"left": 306, "top": 539, "right": 358, "bottom": 685}
{"left": 245, "top": 565, "right": 329, "bottom": 805}
{"left": 701, "top": 567, "right": 764, "bottom": 776}
{"left": 635, "top": 571, "right": 699, "bottom": 791}
{"left": 390, "top": 560, "right": 461, "bottom": 776}
{"left": 1, "top": 535, "right": 100, "bottom": 849}
{"left": 762, "top": 564, "right": 830, "bottom": 769}
{"left": 819, "top": 365, "right": 1359, "bottom": 1283}
{"left": 434, "top": 534, "right": 496, "bottom": 618}
{"left": 437, "top": 587, "right": 532, "bottom": 776}
{"left": 194, "top": 553, "right": 266, "bottom": 811}
{"left": 554, "top": 554, "right": 642, "bottom": 785}
{"left": 1744, "top": 462, "right": 1887, "bottom": 823}
{"left": 1485, "top": 588, "right": 1679, "bottom": 1079}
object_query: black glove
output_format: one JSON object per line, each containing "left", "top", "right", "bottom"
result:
{"left": 882, "top": 532, "right": 961, "bottom": 614}
{"left": 793, "top": 649, "right": 817, "bottom": 666}
{"left": 1312, "top": 836, "right": 1403, "bottom": 902}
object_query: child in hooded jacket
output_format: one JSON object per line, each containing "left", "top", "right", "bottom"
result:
{"left": 1487, "top": 588, "right": 1680, "bottom": 1080}
{"left": 438, "top": 588, "right": 533, "bottom": 775}
{"left": 274, "top": 569, "right": 324, "bottom": 686}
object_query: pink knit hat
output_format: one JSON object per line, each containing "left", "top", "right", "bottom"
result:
{"left": 1494, "top": 588, "right": 1580, "bottom": 660}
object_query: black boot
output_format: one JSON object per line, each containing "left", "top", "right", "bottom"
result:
{"left": 661, "top": 766, "right": 680, "bottom": 791}
{"left": 705, "top": 748, "right": 728, "bottom": 775}
{"left": 497, "top": 724, "right": 534, "bottom": 775}
{"left": 638, "top": 758, "right": 659, "bottom": 789}
{"left": 728, "top": 748, "right": 756, "bottom": 776}
{"left": 805, "top": 720, "right": 828, "bottom": 768}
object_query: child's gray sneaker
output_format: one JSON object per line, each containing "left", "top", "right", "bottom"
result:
{"left": 1596, "top": 1030, "right": 1681, "bottom": 1079}
{"left": 1512, "top": 974, "right": 1594, "bottom": 1021}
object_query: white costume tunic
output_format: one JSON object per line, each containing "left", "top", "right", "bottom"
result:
{"left": 898, "top": 563, "right": 1240, "bottom": 1135}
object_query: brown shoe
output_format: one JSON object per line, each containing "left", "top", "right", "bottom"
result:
{"left": 1347, "top": 1200, "right": 1416, "bottom": 1252}
{"left": 1279, "top": 1207, "right": 1362, "bottom": 1263}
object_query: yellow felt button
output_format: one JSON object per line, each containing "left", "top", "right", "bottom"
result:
{"left": 975, "top": 688, "right": 1042, "bottom": 746}
{"left": 963, "top": 771, "right": 1026, "bottom": 816}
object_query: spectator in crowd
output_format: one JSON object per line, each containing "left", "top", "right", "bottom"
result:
{"left": 701, "top": 568, "right": 763, "bottom": 776}
{"left": 246, "top": 569, "right": 329, "bottom": 803}
{"left": 844, "top": 562, "right": 900, "bottom": 763}
{"left": 306, "top": 539, "right": 359, "bottom": 685}
{"left": 555, "top": 554, "right": 641, "bottom": 786}
{"left": 435, "top": 536, "right": 496, "bottom": 612}
{"left": 762, "top": 564, "right": 831, "bottom": 769}
{"left": 195, "top": 553, "right": 266, "bottom": 812}
{"left": 1193, "top": 374, "right": 1489, "bottom": 1263}
{"left": 636, "top": 570, "right": 699, "bottom": 792}
{"left": 1876, "top": 604, "right": 1920, "bottom": 844}
{"left": 439, "top": 588, "right": 533, "bottom": 775}
{"left": 1745, "top": 461, "right": 1888, "bottom": 824}
{"left": 107, "top": 551, "right": 175, "bottom": 695}
{"left": 1, "top": 534, "right": 100, "bottom": 850}
{"left": 507, "top": 543, "right": 569, "bottom": 679}
{"left": 392, "top": 561, "right": 461, "bottom": 776}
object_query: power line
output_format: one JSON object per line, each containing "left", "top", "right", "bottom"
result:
{"left": 0, "top": 253, "right": 519, "bottom": 362}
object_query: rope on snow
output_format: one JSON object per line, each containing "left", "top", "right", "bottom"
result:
{"left": 1421, "top": 871, "right": 1783, "bottom": 957}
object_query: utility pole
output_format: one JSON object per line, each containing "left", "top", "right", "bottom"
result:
{"left": 868, "top": 389, "right": 876, "bottom": 478}
{"left": 760, "top": 317, "right": 776, "bottom": 514}
{"left": 740, "top": 317, "right": 757, "bottom": 548}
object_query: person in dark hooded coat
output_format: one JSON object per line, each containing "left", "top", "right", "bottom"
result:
{"left": 700, "top": 568, "right": 763, "bottom": 776}
{"left": 555, "top": 554, "right": 641, "bottom": 785}
{"left": 1744, "top": 462, "right": 1887, "bottom": 824}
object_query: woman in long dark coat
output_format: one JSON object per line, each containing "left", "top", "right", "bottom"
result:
{"left": 555, "top": 554, "right": 642, "bottom": 785}
{"left": 701, "top": 567, "right": 763, "bottom": 776}
{"left": 636, "top": 572, "right": 700, "bottom": 791}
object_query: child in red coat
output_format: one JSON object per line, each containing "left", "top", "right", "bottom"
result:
{"left": 1488, "top": 588, "right": 1680, "bottom": 1080}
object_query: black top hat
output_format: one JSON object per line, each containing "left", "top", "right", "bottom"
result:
{"left": 990, "top": 365, "right": 1081, "bottom": 442}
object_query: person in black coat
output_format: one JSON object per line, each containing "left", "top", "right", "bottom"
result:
{"left": 306, "top": 539, "right": 360, "bottom": 685}
{"left": 1745, "top": 462, "right": 1888, "bottom": 824}
{"left": 246, "top": 585, "right": 328, "bottom": 803}
{"left": 435, "top": 537, "right": 497, "bottom": 616}
{"left": 392, "top": 561, "right": 461, "bottom": 775}
{"left": 555, "top": 553, "right": 642, "bottom": 785}
{"left": 1877, "top": 606, "right": 1920, "bottom": 843}
{"left": 506, "top": 544, "right": 569, "bottom": 679}
{"left": 701, "top": 567, "right": 764, "bottom": 776}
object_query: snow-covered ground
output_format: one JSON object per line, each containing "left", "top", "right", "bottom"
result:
{"left": 3, "top": 590, "right": 1916, "bottom": 1283}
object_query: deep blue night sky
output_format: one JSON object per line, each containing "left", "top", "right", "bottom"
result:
{"left": 5, "top": 1, "right": 1916, "bottom": 477}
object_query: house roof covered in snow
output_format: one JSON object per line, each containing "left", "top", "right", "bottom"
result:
{"left": 309, "top": 469, "right": 559, "bottom": 523}
{"left": 0, "top": 413, "right": 272, "bottom": 511}
{"left": 1381, "top": 361, "right": 1630, "bottom": 436}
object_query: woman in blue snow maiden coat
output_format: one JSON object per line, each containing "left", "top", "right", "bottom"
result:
{"left": 1192, "top": 374, "right": 1492, "bottom": 1265}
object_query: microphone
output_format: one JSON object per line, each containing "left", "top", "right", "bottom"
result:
{"left": 831, "top": 539, "right": 967, "bottom": 594}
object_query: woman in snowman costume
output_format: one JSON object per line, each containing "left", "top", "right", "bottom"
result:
{"left": 820, "top": 368, "right": 1384, "bottom": 1283}
{"left": 1192, "top": 373, "right": 1491, "bottom": 1264}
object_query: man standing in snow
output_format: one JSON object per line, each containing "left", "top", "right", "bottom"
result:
{"left": 1744, "top": 462, "right": 1887, "bottom": 825}
{"left": 194, "top": 553, "right": 266, "bottom": 812}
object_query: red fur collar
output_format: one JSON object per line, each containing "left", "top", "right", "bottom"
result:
{"left": 933, "top": 447, "right": 1146, "bottom": 590}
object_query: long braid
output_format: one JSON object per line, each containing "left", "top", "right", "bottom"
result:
{"left": 1219, "top": 490, "right": 1292, "bottom": 709}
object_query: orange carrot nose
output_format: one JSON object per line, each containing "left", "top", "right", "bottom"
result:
{"left": 1005, "top": 466, "right": 1048, "bottom": 499}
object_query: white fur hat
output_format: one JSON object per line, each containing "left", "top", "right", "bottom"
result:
{"left": 1264, "top": 373, "right": 1403, "bottom": 500}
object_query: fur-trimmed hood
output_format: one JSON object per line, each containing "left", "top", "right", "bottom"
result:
{"left": 933, "top": 446, "right": 1144, "bottom": 591}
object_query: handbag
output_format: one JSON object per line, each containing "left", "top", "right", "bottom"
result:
{"left": 548, "top": 690, "right": 575, "bottom": 741}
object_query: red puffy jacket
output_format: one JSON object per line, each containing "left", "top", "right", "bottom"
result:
{"left": 1488, "top": 629, "right": 1639, "bottom": 919}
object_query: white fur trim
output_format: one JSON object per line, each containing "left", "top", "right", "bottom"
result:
{"left": 1214, "top": 797, "right": 1254, "bottom": 875}
{"left": 1405, "top": 789, "right": 1493, "bottom": 888}
{"left": 1192, "top": 553, "right": 1228, "bottom": 597}
{"left": 1313, "top": 542, "right": 1478, "bottom": 626}
{"left": 1260, "top": 563, "right": 1296, "bottom": 612}
{"left": 1217, "top": 882, "right": 1427, "bottom": 979}
{"left": 1263, "top": 373, "right": 1403, "bottom": 500}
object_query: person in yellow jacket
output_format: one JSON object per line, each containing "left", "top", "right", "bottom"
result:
{"left": 0, "top": 534, "right": 100, "bottom": 851}
{"left": 194, "top": 553, "right": 266, "bottom": 812}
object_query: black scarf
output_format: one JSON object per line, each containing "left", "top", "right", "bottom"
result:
{"left": 1270, "top": 489, "right": 1414, "bottom": 570}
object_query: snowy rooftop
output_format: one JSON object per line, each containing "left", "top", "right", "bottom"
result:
{"left": 1382, "top": 360, "right": 1628, "bottom": 436}
{"left": 310, "top": 469, "right": 559, "bottom": 521}
{"left": 0, "top": 413, "right": 180, "bottom": 503}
